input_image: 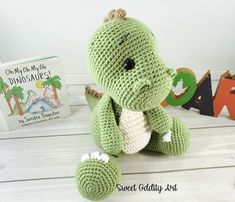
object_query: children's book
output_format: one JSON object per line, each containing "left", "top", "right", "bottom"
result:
{"left": 0, "top": 55, "right": 70, "bottom": 130}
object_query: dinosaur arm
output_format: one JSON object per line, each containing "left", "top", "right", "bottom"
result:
{"left": 145, "top": 105, "right": 173, "bottom": 134}
{"left": 93, "top": 94, "right": 124, "bottom": 156}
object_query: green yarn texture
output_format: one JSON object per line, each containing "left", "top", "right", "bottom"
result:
{"left": 88, "top": 18, "right": 175, "bottom": 111}
{"left": 76, "top": 155, "right": 121, "bottom": 201}
{"left": 145, "top": 117, "right": 190, "bottom": 155}
{"left": 91, "top": 94, "right": 124, "bottom": 156}
{"left": 76, "top": 10, "right": 190, "bottom": 201}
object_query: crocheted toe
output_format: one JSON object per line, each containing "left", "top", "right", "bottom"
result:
{"left": 76, "top": 152, "right": 121, "bottom": 201}
{"left": 158, "top": 118, "right": 190, "bottom": 155}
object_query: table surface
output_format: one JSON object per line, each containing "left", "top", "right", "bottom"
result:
{"left": 0, "top": 84, "right": 235, "bottom": 202}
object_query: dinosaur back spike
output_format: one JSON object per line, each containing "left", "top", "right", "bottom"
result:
{"left": 85, "top": 85, "right": 103, "bottom": 111}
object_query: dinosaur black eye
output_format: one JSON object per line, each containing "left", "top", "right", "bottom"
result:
{"left": 122, "top": 58, "right": 135, "bottom": 70}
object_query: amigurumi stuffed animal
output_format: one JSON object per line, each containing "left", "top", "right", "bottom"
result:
{"left": 76, "top": 9, "right": 190, "bottom": 201}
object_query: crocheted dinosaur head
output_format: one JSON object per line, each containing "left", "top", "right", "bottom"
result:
{"left": 88, "top": 9, "right": 176, "bottom": 111}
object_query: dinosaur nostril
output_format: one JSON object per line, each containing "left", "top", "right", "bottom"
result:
{"left": 134, "top": 79, "right": 151, "bottom": 93}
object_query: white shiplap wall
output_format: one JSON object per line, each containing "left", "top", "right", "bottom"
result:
{"left": 0, "top": 0, "right": 235, "bottom": 83}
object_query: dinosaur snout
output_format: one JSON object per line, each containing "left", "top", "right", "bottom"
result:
{"left": 134, "top": 79, "right": 151, "bottom": 93}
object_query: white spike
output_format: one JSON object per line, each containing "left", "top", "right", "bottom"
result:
{"left": 100, "top": 153, "right": 109, "bottom": 163}
{"left": 81, "top": 153, "right": 90, "bottom": 162}
{"left": 90, "top": 151, "right": 100, "bottom": 160}
{"left": 162, "top": 130, "right": 172, "bottom": 142}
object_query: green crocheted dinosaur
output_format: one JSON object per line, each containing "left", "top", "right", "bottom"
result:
{"left": 76, "top": 9, "right": 190, "bottom": 201}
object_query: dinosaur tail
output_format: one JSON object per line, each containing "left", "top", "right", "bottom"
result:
{"left": 85, "top": 85, "right": 103, "bottom": 112}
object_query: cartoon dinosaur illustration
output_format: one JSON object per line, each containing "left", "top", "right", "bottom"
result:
{"left": 28, "top": 98, "right": 57, "bottom": 114}
{"left": 12, "top": 90, "right": 36, "bottom": 115}
{"left": 43, "top": 87, "right": 61, "bottom": 107}
{"left": 43, "top": 76, "right": 62, "bottom": 105}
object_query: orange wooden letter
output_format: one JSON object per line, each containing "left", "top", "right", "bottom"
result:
{"left": 213, "top": 71, "right": 235, "bottom": 119}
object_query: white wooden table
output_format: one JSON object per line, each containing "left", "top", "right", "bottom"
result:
{"left": 0, "top": 83, "right": 235, "bottom": 202}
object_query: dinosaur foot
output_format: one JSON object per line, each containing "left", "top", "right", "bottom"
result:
{"left": 76, "top": 151, "right": 121, "bottom": 201}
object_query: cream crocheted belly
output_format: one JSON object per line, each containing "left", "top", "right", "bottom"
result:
{"left": 119, "top": 109, "right": 151, "bottom": 154}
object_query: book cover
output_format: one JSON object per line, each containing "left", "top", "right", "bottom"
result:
{"left": 0, "top": 55, "right": 71, "bottom": 130}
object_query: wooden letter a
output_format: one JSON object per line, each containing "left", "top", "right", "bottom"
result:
{"left": 182, "top": 70, "right": 214, "bottom": 116}
{"left": 213, "top": 71, "right": 235, "bottom": 119}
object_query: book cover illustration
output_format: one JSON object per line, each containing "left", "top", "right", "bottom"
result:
{"left": 0, "top": 56, "right": 70, "bottom": 130}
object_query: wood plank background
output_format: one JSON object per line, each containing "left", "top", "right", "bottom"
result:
{"left": 0, "top": 81, "right": 235, "bottom": 202}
